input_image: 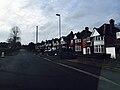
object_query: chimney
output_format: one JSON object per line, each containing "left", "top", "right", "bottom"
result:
{"left": 36, "top": 26, "right": 38, "bottom": 44}
{"left": 109, "top": 19, "right": 115, "bottom": 34}
{"left": 85, "top": 27, "right": 89, "bottom": 35}
{"left": 103, "top": 24, "right": 106, "bottom": 34}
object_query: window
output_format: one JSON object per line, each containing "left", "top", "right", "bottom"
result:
{"left": 94, "top": 45, "right": 104, "bottom": 53}
{"left": 101, "top": 36, "right": 103, "bottom": 40}
{"left": 75, "top": 46, "right": 81, "bottom": 51}
{"left": 96, "top": 46, "right": 98, "bottom": 52}
{"left": 94, "top": 36, "right": 96, "bottom": 41}
{"left": 71, "top": 40, "right": 73, "bottom": 43}
{"left": 86, "top": 37, "right": 90, "bottom": 42}
{"left": 94, "top": 45, "right": 97, "bottom": 52}
{"left": 98, "top": 46, "right": 100, "bottom": 52}
{"left": 75, "top": 39, "right": 77, "bottom": 43}
{"left": 101, "top": 36, "right": 104, "bottom": 40}
{"left": 101, "top": 45, "right": 104, "bottom": 53}
{"left": 75, "top": 39, "right": 81, "bottom": 43}
{"left": 97, "top": 36, "right": 100, "bottom": 41}
{"left": 116, "top": 32, "right": 120, "bottom": 39}
{"left": 94, "top": 36, "right": 104, "bottom": 41}
{"left": 78, "top": 39, "right": 81, "bottom": 42}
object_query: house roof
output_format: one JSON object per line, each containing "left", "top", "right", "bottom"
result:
{"left": 52, "top": 38, "right": 60, "bottom": 43}
{"left": 61, "top": 36, "right": 67, "bottom": 42}
{"left": 67, "top": 27, "right": 91, "bottom": 40}
{"left": 94, "top": 21, "right": 120, "bottom": 36}
{"left": 66, "top": 31, "right": 74, "bottom": 40}
{"left": 36, "top": 43, "right": 42, "bottom": 45}
{"left": 80, "top": 27, "right": 92, "bottom": 38}
{"left": 41, "top": 41, "right": 45, "bottom": 44}
{"left": 76, "top": 32, "right": 81, "bottom": 39}
{"left": 95, "top": 24, "right": 109, "bottom": 35}
{"left": 47, "top": 40, "right": 52, "bottom": 44}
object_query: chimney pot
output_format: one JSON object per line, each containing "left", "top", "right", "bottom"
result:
{"left": 109, "top": 19, "right": 115, "bottom": 34}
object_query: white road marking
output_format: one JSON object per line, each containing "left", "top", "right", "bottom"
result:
{"left": 43, "top": 58, "right": 120, "bottom": 87}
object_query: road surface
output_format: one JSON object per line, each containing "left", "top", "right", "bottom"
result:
{"left": 0, "top": 49, "right": 99, "bottom": 90}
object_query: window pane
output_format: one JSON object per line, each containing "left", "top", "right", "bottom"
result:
{"left": 99, "top": 46, "right": 101, "bottom": 52}
{"left": 101, "top": 45, "right": 104, "bottom": 53}
{"left": 101, "top": 36, "right": 103, "bottom": 40}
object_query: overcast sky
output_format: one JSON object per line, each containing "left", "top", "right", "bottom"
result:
{"left": 0, "top": 0, "right": 120, "bottom": 44}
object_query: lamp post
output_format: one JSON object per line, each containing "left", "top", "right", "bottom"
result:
{"left": 56, "top": 14, "right": 62, "bottom": 59}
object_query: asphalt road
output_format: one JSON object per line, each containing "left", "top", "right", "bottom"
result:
{"left": 0, "top": 49, "right": 99, "bottom": 90}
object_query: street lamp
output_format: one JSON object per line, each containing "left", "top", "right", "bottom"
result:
{"left": 56, "top": 14, "right": 62, "bottom": 59}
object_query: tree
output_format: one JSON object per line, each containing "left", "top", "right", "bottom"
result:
{"left": 115, "top": 23, "right": 120, "bottom": 29}
{"left": 10, "top": 26, "right": 20, "bottom": 43}
{"left": 28, "top": 42, "right": 35, "bottom": 51}
{"left": 7, "top": 26, "right": 21, "bottom": 49}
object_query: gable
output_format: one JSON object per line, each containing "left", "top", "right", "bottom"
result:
{"left": 90, "top": 29, "right": 100, "bottom": 37}
{"left": 74, "top": 35, "right": 77, "bottom": 39}
{"left": 61, "top": 37, "right": 64, "bottom": 41}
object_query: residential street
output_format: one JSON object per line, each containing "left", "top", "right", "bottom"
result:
{"left": 0, "top": 49, "right": 100, "bottom": 90}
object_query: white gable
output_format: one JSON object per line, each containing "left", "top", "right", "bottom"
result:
{"left": 90, "top": 29, "right": 100, "bottom": 37}
{"left": 61, "top": 37, "right": 64, "bottom": 41}
{"left": 74, "top": 35, "right": 77, "bottom": 39}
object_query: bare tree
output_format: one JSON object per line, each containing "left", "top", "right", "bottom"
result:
{"left": 7, "top": 26, "right": 21, "bottom": 49}
{"left": 10, "top": 26, "right": 21, "bottom": 43}
{"left": 115, "top": 23, "right": 120, "bottom": 29}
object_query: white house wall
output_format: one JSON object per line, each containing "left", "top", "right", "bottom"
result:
{"left": 106, "top": 47, "right": 116, "bottom": 59}
{"left": 94, "top": 41, "right": 104, "bottom": 46}
{"left": 83, "top": 48, "right": 86, "bottom": 54}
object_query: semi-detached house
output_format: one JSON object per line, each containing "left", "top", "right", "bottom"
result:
{"left": 69, "top": 27, "right": 92, "bottom": 54}
{"left": 81, "top": 27, "right": 92, "bottom": 54}
{"left": 90, "top": 19, "right": 120, "bottom": 59}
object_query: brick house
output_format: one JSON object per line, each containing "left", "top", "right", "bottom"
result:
{"left": 61, "top": 36, "right": 67, "bottom": 51}
{"left": 81, "top": 27, "right": 92, "bottom": 54}
{"left": 90, "top": 19, "right": 120, "bottom": 59}
{"left": 52, "top": 38, "right": 60, "bottom": 51}
{"left": 74, "top": 32, "right": 82, "bottom": 52}
{"left": 69, "top": 32, "right": 82, "bottom": 53}
{"left": 69, "top": 27, "right": 91, "bottom": 54}
{"left": 46, "top": 40, "right": 52, "bottom": 50}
